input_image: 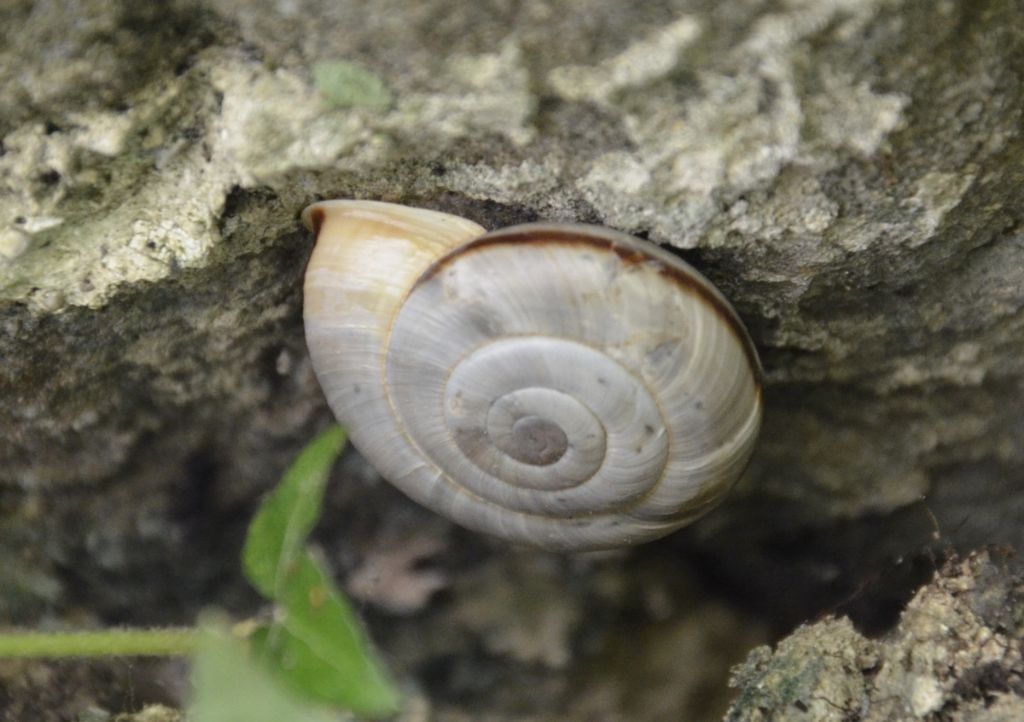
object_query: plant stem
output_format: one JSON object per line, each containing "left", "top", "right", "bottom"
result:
{"left": 0, "top": 627, "right": 198, "bottom": 658}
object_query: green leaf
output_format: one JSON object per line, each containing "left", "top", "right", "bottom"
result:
{"left": 190, "top": 622, "right": 333, "bottom": 722}
{"left": 312, "top": 60, "right": 393, "bottom": 109}
{"left": 241, "top": 426, "right": 402, "bottom": 717}
{"left": 243, "top": 426, "right": 346, "bottom": 599}
{"left": 251, "top": 551, "right": 402, "bottom": 718}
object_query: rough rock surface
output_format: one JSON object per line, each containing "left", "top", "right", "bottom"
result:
{"left": 0, "top": 655, "right": 185, "bottom": 722}
{"left": 1, "top": 0, "right": 1023, "bottom": 718}
{"left": 728, "top": 549, "right": 1024, "bottom": 721}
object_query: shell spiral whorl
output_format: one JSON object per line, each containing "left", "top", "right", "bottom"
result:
{"left": 302, "top": 200, "right": 762, "bottom": 551}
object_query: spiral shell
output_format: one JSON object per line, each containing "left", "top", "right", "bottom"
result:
{"left": 302, "top": 200, "right": 762, "bottom": 551}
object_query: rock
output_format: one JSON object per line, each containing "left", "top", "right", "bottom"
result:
{"left": 2, "top": 0, "right": 1023, "bottom": 718}
{"left": 727, "top": 549, "right": 1024, "bottom": 721}
{"left": 0, "top": 655, "right": 183, "bottom": 721}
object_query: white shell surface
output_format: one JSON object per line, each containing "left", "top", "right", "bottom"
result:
{"left": 303, "top": 200, "right": 762, "bottom": 551}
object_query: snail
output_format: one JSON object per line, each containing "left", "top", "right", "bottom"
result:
{"left": 301, "top": 200, "right": 762, "bottom": 551}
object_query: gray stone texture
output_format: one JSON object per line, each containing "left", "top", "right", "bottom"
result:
{"left": 728, "top": 550, "right": 1024, "bottom": 721}
{"left": 1, "top": 0, "right": 1022, "bottom": 718}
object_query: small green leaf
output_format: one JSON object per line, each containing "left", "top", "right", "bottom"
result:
{"left": 251, "top": 551, "right": 402, "bottom": 718}
{"left": 190, "top": 623, "right": 333, "bottom": 722}
{"left": 241, "top": 426, "right": 402, "bottom": 717}
{"left": 313, "top": 60, "right": 393, "bottom": 109}
{"left": 243, "top": 426, "right": 346, "bottom": 599}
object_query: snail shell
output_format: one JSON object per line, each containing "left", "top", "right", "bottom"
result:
{"left": 302, "top": 200, "right": 762, "bottom": 551}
